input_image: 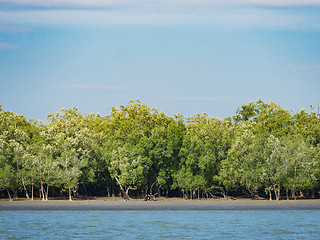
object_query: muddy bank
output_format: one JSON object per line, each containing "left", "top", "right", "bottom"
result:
{"left": 1, "top": 198, "right": 320, "bottom": 211}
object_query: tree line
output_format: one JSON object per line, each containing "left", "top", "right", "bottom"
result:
{"left": 0, "top": 100, "right": 320, "bottom": 201}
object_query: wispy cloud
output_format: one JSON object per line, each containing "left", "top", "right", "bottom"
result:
{"left": 0, "top": 42, "right": 19, "bottom": 50}
{"left": 1, "top": 7, "right": 319, "bottom": 30}
{"left": 0, "top": 1, "right": 320, "bottom": 29}
{"left": 54, "top": 84, "right": 131, "bottom": 91}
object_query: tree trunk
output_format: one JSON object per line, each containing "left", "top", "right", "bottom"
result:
{"left": 125, "top": 188, "right": 130, "bottom": 199}
{"left": 42, "top": 184, "right": 47, "bottom": 201}
{"left": 286, "top": 188, "right": 289, "bottom": 200}
{"left": 115, "top": 177, "right": 131, "bottom": 200}
{"left": 68, "top": 187, "right": 72, "bottom": 201}
{"left": 277, "top": 185, "right": 281, "bottom": 201}
{"left": 312, "top": 190, "right": 315, "bottom": 199}
{"left": 299, "top": 191, "right": 304, "bottom": 198}
{"left": 275, "top": 190, "right": 278, "bottom": 201}
{"left": 40, "top": 180, "right": 45, "bottom": 201}
{"left": 220, "top": 189, "right": 227, "bottom": 199}
{"left": 31, "top": 183, "right": 34, "bottom": 201}
{"left": 197, "top": 185, "right": 200, "bottom": 201}
{"left": 13, "top": 189, "right": 18, "bottom": 199}
{"left": 6, "top": 188, "right": 12, "bottom": 201}
{"left": 22, "top": 179, "right": 30, "bottom": 199}
{"left": 269, "top": 191, "right": 272, "bottom": 201}
{"left": 106, "top": 186, "right": 111, "bottom": 198}
{"left": 291, "top": 187, "right": 297, "bottom": 200}
{"left": 151, "top": 167, "right": 161, "bottom": 197}
{"left": 274, "top": 186, "right": 279, "bottom": 201}
{"left": 150, "top": 180, "right": 157, "bottom": 195}
{"left": 46, "top": 185, "right": 49, "bottom": 201}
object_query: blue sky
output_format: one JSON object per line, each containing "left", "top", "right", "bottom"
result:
{"left": 1, "top": 1, "right": 320, "bottom": 121}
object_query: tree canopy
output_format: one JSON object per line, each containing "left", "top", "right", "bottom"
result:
{"left": 0, "top": 100, "right": 319, "bottom": 201}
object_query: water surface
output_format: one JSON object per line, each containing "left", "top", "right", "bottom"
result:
{"left": 1, "top": 210, "right": 319, "bottom": 239}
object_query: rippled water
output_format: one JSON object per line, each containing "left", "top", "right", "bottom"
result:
{"left": 1, "top": 210, "right": 319, "bottom": 239}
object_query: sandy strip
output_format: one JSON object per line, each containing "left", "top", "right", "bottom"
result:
{"left": 1, "top": 198, "right": 320, "bottom": 211}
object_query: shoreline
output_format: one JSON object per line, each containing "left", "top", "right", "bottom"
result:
{"left": 1, "top": 198, "right": 320, "bottom": 211}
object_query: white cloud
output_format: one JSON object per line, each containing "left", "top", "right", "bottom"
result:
{"left": 54, "top": 84, "right": 130, "bottom": 91}
{"left": 0, "top": 42, "right": 18, "bottom": 50}
{"left": 1, "top": 8, "right": 319, "bottom": 30}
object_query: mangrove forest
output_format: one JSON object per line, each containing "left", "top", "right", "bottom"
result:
{"left": 1, "top": 99, "right": 320, "bottom": 201}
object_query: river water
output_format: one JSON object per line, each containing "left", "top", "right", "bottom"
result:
{"left": 1, "top": 210, "right": 319, "bottom": 239}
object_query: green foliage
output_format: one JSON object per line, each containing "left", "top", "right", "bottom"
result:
{"left": 174, "top": 114, "right": 232, "bottom": 196}
{"left": 0, "top": 155, "right": 15, "bottom": 191}
{"left": 0, "top": 99, "right": 320, "bottom": 200}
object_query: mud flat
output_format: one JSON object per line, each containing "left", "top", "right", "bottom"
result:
{"left": 1, "top": 198, "right": 320, "bottom": 211}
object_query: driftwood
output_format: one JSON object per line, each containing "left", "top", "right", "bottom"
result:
{"left": 211, "top": 190, "right": 236, "bottom": 200}
{"left": 144, "top": 193, "right": 158, "bottom": 201}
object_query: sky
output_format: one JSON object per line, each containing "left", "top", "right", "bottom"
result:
{"left": 1, "top": 0, "right": 320, "bottom": 121}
